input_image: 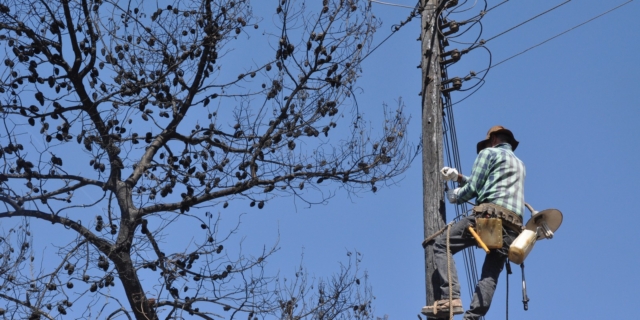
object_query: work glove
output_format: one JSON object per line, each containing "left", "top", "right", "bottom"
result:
{"left": 440, "top": 167, "right": 459, "bottom": 181}
{"left": 447, "top": 188, "right": 460, "bottom": 204}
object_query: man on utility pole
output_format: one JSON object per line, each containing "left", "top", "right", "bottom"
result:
{"left": 423, "top": 126, "right": 526, "bottom": 319}
{"left": 420, "top": 0, "right": 447, "bottom": 318}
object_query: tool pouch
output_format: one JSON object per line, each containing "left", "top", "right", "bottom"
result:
{"left": 475, "top": 217, "right": 503, "bottom": 249}
{"left": 473, "top": 203, "right": 524, "bottom": 234}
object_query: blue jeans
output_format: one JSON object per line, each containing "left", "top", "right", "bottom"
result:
{"left": 433, "top": 215, "right": 519, "bottom": 320}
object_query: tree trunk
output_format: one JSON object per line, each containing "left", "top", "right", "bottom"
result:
{"left": 113, "top": 181, "right": 156, "bottom": 319}
{"left": 113, "top": 251, "right": 158, "bottom": 320}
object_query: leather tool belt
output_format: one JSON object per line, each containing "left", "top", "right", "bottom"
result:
{"left": 473, "top": 203, "right": 524, "bottom": 234}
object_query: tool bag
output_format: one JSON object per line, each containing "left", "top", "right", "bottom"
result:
{"left": 472, "top": 203, "right": 524, "bottom": 248}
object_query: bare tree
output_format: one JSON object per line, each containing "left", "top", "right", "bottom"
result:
{"left": 0, "top": 0, "right": 413, "bottom": 319}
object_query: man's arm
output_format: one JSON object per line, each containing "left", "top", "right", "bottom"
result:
{"left": 456, "top": 173, "right": 468, "bottom": 185}
{"left": 455, "top": 149, "right": 493, "bottom": 204}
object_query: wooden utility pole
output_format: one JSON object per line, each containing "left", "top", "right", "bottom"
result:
{"left": 420, "top": 0, "right": 447, "bottom": 316}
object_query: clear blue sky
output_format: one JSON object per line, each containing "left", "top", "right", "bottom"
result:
{"left": 237, "top": 1, "right": 640, "bottom": 319}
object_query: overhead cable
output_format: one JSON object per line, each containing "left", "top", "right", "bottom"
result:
{"left": 465, "top": 0, "right": 505, "bottom": 22}
{"left": 481, "top": 0, "right": 571, "bottom": 45}
{"left": 439, "top": 7, "right": 483, "bottom": 308}
{"left": 359, "top": 6, "right": 420, "bottom": 62}
{"left": 448, "top": 0, "right": 480, "bottom": 15}
{"left": 449, "top": 1, "right": 632, "bottom": 105}
{"left": 475, "top": 0, "right": 633, "bottom": 74}
{"left": 369, "top": 0, "right": 422, "bottom": 9}
{"left": 441, "top": 85, "right": 481, "bottom": 305}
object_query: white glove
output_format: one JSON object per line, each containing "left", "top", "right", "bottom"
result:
{"left": 447, "top": 188, "right": 460, "bottom": 204}
{"left": 440, "top": 167, "right": 459, "bottom": 181}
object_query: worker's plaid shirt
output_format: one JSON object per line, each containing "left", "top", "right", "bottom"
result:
{"left": 457, "top": 143, "right": 526, "bottom": 217}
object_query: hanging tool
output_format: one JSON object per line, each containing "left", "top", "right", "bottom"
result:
{"left": 521, "top": 263, "right": 529, "bottom": 311}
{"left": 467, "top": 226, "right": 490, "bottom": 254}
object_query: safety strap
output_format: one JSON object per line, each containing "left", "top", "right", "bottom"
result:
{"left": 421, "top": 221, "right": 454, "bottom": 248}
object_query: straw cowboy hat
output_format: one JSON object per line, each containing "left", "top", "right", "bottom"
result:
{"left": 476, "top": 125, "right": 519, "bottom": 154}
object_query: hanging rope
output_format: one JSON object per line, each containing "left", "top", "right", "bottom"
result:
{"left": 506, "top": 270, "right": 509, "bottom": 320}
{"left": 423, "top": 222, "right": 456, "bottom": 319}
{"left": 505, "top": 261, "right": 512, "bottom": 320}
{"left": 447, "top": 224, "right": 454, "bottom": 320}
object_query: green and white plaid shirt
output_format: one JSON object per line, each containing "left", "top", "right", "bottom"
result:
{"left": 457, "top": 143, "right": 526, "bottom": 217}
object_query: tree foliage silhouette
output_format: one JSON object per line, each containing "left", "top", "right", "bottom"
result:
{"left": 0, "top": 0, "right": 412, "bottom": 318}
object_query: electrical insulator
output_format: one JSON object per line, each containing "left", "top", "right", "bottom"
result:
{"left": 440, "top": 21, "right": 460, "bottom": 36}
{"left": 464, "top": 70, "right": 477, "bottom": 81}
{"left": 441, "top": 77, "right": 462, "bottom": 93}
{"left": 440, "top": 49, "right": 461, "bottom": 65}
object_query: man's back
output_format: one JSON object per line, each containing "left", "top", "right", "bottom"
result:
{"left": 457, "top": 143, "right": 525, "bottom": 216}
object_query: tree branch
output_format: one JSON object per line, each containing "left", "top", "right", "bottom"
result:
{"left": 0, "top": 209, "right": 113, "bottom": 253}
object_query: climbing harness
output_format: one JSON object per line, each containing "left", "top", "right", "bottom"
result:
{"left": 473, "top": 203, "right": 523, "bottom": 234}
{"left": 468, "top": 203, "right": 523, "bottom": 254}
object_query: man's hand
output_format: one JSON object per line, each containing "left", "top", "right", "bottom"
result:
{"left": 447, "top": 188, "right": 460, "bottom": 204}
{"left": 440, "top": 167, "right": 459, "bottom": 181}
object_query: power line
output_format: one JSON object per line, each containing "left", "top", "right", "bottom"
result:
{"left": 465, "top": 0, "right": 506, "bottom": 22}
{"left": 482, "top": 0, "right": 571, "bottom": 45}
{"left": 448, "top": 0, "right": 481, "bottom": 15}
{"left": 438, "top": 3, "right": 486, "bottom": 312}
{"left": 447, "top": 0, "right": 633, "bottom": 105}
{"left": 369, "top": 0, "right": 421, "bottom": 9}
{"left": 360, "top": 5, "right": 420, "bottom": 62}
{"left": 476, "top": 0, "right": 633, "bottom": 74}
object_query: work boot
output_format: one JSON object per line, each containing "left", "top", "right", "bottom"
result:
{"left": 421, "top": 298, "right": 464, "bottom": 318}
